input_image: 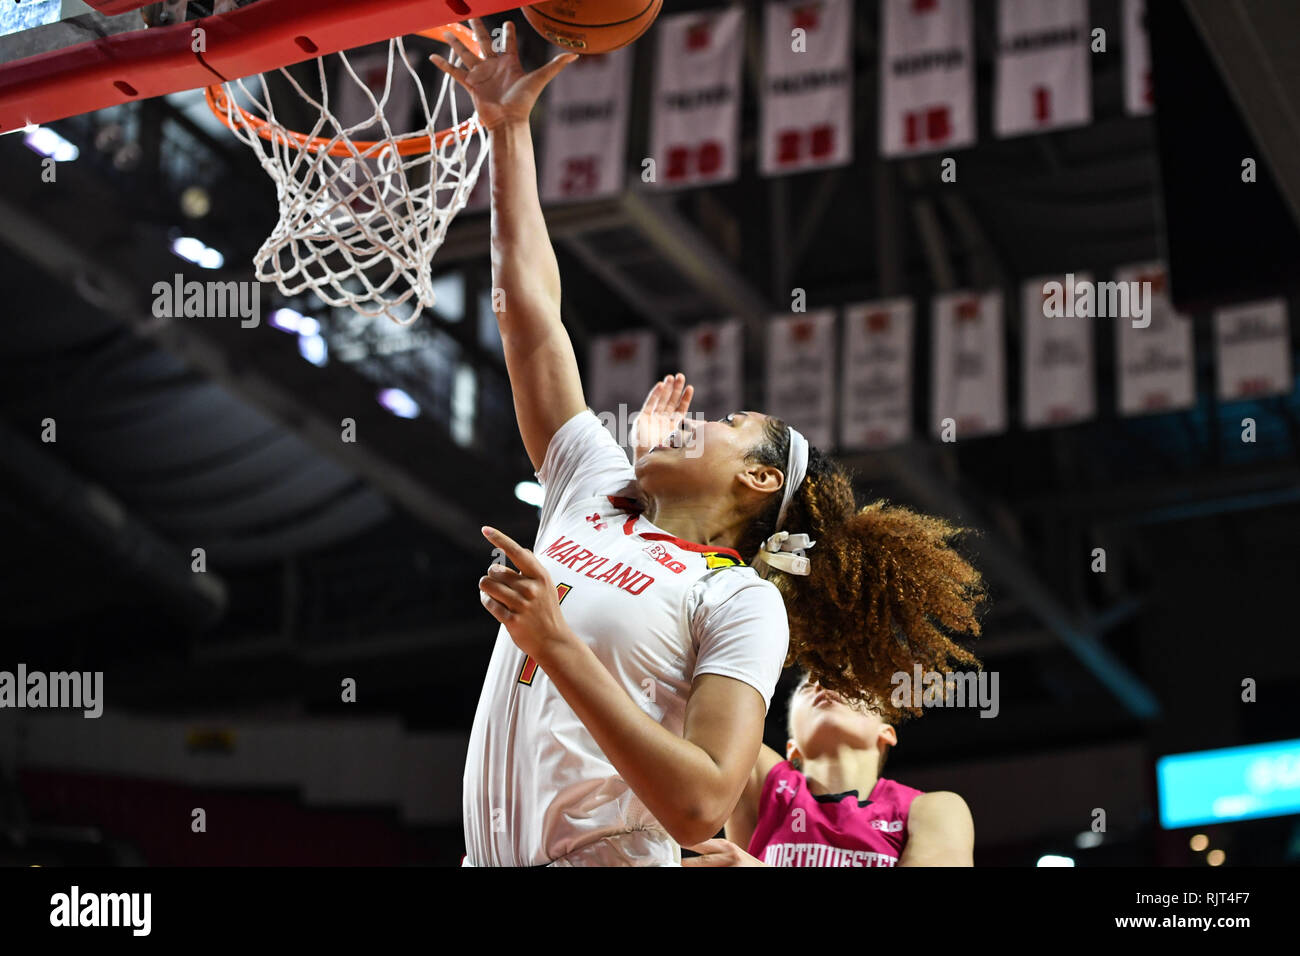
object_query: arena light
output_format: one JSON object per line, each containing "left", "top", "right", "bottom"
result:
{"left": 378, "top": 388, "right": 419, "bottom": 420}
{"left": 298, "top": 334, "right": 328, "bottom": 367}
{"left": 514, "top": 481, "right": 544, "bottom": 507}
{"left": 23, "top": 125, "right": 78, "bottom": 162}
{"left": 171, "top": 236, "right": 224, "bottom": 270}
{"left": 269, "top": 308, "right": 307, "bottom": 334}
{"left": 1074, "top": 831, "right": 1103, "bottom": 849}
{"left": 1036, "top": 855, "right": 1075, "bottom": 867}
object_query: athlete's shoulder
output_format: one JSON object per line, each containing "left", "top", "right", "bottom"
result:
{"left": 905, "top": 790, "right": 970, "bottom": 825}
{"left": 686, "top": 564, "right": 783, "bottom": 617}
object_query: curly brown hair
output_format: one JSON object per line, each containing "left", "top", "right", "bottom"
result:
{"left": 737, "top": 418, "right": 986, "bottom": 723}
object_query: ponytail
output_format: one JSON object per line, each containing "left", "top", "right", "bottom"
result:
{"left": 743, "top": 419, "right": 985, "bottom": 720}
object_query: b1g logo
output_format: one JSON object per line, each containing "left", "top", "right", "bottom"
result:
{"left": 871, "top": 819, "right": 904, "bottom": 832}
{"left": 643, "top": 544, "right": 686, "bottom": 574}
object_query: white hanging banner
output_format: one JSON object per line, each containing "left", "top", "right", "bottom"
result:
{"left": 587, "top": 331, "right": 658, "bottom": 442}
{"left": 994, "top": 0, "right": 1091, "bottom": 137}
{"left": 650, "top": 7, "right": 745, "bottom": 188}
{"left": 760, "top": 0, "right": 854, "bottom": 175}
{"left": 1123, "top": 0, "right": 1153, "bottom": 116}
{"left": 1214, "top": 299, "right": 1292, "bottom": 401}
{"left": 1021, "top": 274, "right": 1096, "bottom": 428}
{"left": 879, "top": 0, "right": 976, "bottom": 157}
{"left": 931, "top": 291, "right": 1006, "bottom": 438}
{"left": 1114, "top": 263, "right": 1195, "bottom": 415}
{"left": 766, "top": 310, "right": 837, "bottom": 449}
{"left": 840, "top": 299, "right": 913, "bottom": 450}
{"left": 540, "top": 49, "right": 632, "bottom": 203}
{"left": 681, "top": 319, "right": 744, "bottom": 422}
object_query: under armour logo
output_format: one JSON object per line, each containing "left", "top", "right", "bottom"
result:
{"left": 585, "top": 513, "right": 607, "bottom": 531}
{"left": 775, "top": 779, "right": 795, "bottom": 796}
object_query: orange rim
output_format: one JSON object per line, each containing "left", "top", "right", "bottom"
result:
{"left": 204, "top": 22, "right": 482, "bottom": 158}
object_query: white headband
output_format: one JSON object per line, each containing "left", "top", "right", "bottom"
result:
{"left": 775, "top": 425, "right": 808, "bottom": 532}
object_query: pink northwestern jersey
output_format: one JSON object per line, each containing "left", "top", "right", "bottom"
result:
{"left": 748, "top": 761, "right": 924, "bottom": 867}
{"left": 462, "top": 409, "right": 790, "bottom": 867}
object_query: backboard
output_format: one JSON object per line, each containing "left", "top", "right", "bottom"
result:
{"left": 0, "top": 0, "right": 529, "bottom": 133}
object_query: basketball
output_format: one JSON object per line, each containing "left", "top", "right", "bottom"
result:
{"left": 522, "top": 0, "right": 663, "bottom": 55}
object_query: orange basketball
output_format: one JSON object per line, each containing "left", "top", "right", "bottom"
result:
{"left": 522, "top": 0, "right": 663, "bottom": 55}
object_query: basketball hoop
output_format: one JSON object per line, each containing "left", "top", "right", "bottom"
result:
{"left": 205, "top": 23, "right": 487, "bottom": 325}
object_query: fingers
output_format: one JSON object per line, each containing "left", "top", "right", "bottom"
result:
{"left": 665, "top": 372, "right": 686, "bottom": 411}
{"left": 642, "top": 376, "right": 668, "bottom": 413}
{"left": 487, "top": 562, "right": 539, "bottom": 601}
{"left": 428, "top": 53, "right": 467, "bottom": 85}
{"left": 479, "top": 575, "right": 525, "bottom": 614}
{"left": 681, "top": 839, "right": 734, "bottom": 866}
{"left": 479, "top": 588, "right": 513, "bottom": 622}
{"left": 468, "top": 16, "right": 494, "bottom": 57}
{"left": 679, "top": 383, "right": 694, "bottom": 414}
{"left": 503, "top": 19, "right": 518, "bottom": 57}
{"left": 482, "top": 526, "right": 544, "bottom": 578}
{"left": 442, "top": 30, "right": 480, "bottom": 67}
{"left": 526, "top": 51, "right": 579, "bottom": 94}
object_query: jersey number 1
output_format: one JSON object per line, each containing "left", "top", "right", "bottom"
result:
{"left": 517, "top": 583, "right": 572, "bottom": 685}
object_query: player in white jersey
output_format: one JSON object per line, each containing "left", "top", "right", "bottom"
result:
{"left": 434, "top": 19, "right": 986, "bottom": 867}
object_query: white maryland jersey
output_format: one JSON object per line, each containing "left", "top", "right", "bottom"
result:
{"left": 462, "top": 409, "right": 790, "bottom": 866}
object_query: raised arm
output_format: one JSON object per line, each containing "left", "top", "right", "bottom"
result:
{"left": 432, "top": 19, "right": 585, "bottom": 471}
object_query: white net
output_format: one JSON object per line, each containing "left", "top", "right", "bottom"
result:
{"left": 210, "top": 36, "right": 487, "bottom": 325}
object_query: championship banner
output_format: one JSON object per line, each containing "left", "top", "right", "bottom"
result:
{"left": 587, "top": 331, "right": 658, "bottom": 445}
{"left": 1114, "top": 264, "right": 1194, "bottom": 416}
{"left": 931, "top": 291, "right": 1006, "bottom": 439}
{"left": 1123, "top": 0, "right": 1153, "bottom": 116}
{"left": 650, "top": 7, "right": 745, "bottom": 188}
{"left": 540, "top": 50, "right": 632, "bottom": 203}
{"left": 840, "top": 300, "right": 913, "bottom": 449}
{"left": 879, "top": 0, "right": 976, "bottom": 157}
{"left": 994, "top": 0, "right": 1091, "bottom": 137}
{"left": 1214, "top": 299, "right": 1292, "bottom": 401}
{"left": 1021, "top": 274, "right": 1095, "bottom": 429}
{"left": 766, "top": 310, "right": 836, "bottom": 449}
{"left": 680, "top": 319, "right": 744, "bottom": 422}
{"left": 760, "top": 0, "right": 854, "bottom": 175}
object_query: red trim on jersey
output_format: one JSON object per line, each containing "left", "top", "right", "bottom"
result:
{"left": 618, "top": 514, "right": 745, "bottom": 562}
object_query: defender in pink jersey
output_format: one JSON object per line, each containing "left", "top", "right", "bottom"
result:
{"left": 687, "top": 675, "right": 974, "bottom": 866}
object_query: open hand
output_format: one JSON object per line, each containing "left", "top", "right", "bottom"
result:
{"left": 633, "top": 373, "right": 695, "bottom": 462}
{"left": 430, "top": 18, "right": 577, "bottom": 131}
